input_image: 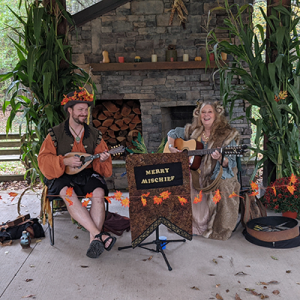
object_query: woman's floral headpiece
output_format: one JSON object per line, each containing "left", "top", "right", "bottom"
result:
{"left": 61, "top": 87, "right": 93, "bottom": 111}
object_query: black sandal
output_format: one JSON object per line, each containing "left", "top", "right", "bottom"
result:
{"left": 86, "top": 234, "right": 104, "bottom": 258}
{"left": 99, "top": 232, "right": 116, "bottom": 251}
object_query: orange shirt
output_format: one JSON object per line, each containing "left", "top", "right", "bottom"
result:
{"left": 38, "top": 133, "right": 112, "bottom": 180}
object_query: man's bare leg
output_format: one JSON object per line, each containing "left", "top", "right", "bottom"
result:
{"left": 89, "top": 188, "right": 113, "bottom": 248}
{"left": 60, "top": 186, "right": 100, "bottom": 240}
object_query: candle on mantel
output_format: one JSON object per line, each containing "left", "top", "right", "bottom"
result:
{"left": 183, "top": 54, "right": 189, "bottom": 62}
{"left": 151, "top": 54, "right": 157, "bottom": 62}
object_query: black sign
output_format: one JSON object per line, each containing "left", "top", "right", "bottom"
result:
{"left": 134, "top": 162, "right": 183, "bottom": 190}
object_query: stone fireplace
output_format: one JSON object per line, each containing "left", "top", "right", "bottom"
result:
{"left": 70, "top": 0, "right": 254, "bottom": 186}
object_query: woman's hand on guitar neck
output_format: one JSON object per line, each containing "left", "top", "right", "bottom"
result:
{"left": 99, "top": 151, "right": 110, "bottom": 162}
{"left": 63, "top": 155, "right": 82, "bottom": 168}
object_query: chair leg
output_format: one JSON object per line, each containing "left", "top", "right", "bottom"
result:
{"left": 48, "top": 200, "right": 55, "bottom": 246}
{"left": 105, "top": 200, "right": 109, "bottom": 218}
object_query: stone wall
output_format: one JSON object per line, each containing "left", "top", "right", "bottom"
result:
{"left": 69, "top": 0, "right": 254, "bottom": 186}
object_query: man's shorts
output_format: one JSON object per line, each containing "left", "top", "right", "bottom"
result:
{"left": 45, "top": 169, "right": 109, "bottom": 200}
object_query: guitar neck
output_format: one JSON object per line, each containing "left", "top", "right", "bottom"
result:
{"left": 188, "top": 148, "right": 221, "bottom": 156}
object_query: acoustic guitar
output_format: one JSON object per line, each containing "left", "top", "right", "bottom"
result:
{"left": 163, "top": 138, "right": 247, "bottom": 170}
{"left": 65, "top": 145, "right": 125, "bottom": 175}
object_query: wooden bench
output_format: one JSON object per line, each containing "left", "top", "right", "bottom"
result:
{"left": 0, "top": 133, "right": 25, "bottom": 181}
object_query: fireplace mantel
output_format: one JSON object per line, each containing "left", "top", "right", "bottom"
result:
{"left": 90, "top": 61, "right": 221, "bottom": 72}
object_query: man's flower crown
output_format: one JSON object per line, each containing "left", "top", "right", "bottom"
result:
{"left": 61, "top": 87, "right": 93, "bottom": 106}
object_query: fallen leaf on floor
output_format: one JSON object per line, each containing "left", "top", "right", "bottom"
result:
{"left": 297, "top": 283, "right": 300, "bottom": 285}
{"left": 218, "top": 256, "right": 223, "bottom": 258}
{"left": 258, "top": 294, "right": 269, "bottom": 299}
{"left": 216, "top": 293, "right": 223, "bottom": 299}
{"left": 74, "top": 236, "right": 78, "bottom": 239}
{"left": 272, "top": 290, "right": 280, "bottom": 295}
{"left": 235, "top": 294, "right": 241, "bottom": 300}
{"left": 246, "top": 265, "right": 251, "bottom": 267}
{"left": 25, "top": 279, "right": 33, "bottom": 282}
{"left": 226, "top": 289, "right": 229, "bottom": 293}
{"left": 263, "top": 286, "right": 267, "bottom": 289}
{"left": 245, "top": 288, "right": 255, "bottom": 291}
{"left": 286, "top": 270, "right": 291, "bottom": 273}
{"left": 257, "top": 281, "right": 279, "bottom": 285}
{"left": 271, "top": 256, "right": 278, "bottom": 260}
{"left": 208, "top": 274, "right": 216, "bottom": 276}
{"left": 250, "top": 290, "right": 258, "bottom": 296}
{"left": 216, "top": 284, "right": 220, "bottom": 288}
{"left": 230, "top": 257, "right": 234, "bottom": 267}
{"left": 238, "top": 281, "right": 241, "bottom": 283}
{"left": 212, "top": 259, "right": 218, "bottom": 264}
{"left": 235, "top": 271, "right": 247, "bottom": 276}
{"left": 190, "top": 286, "right": 199, "bottom": 290}
{"left": 80, "top": 265, "right": 89, "bottom": 268}
{"left": 29, "top": 265, "right": 35, "bottom": 268}
{"left": 22, "top": 295, "right": 35, "bottom": 298}
{"left": 35, "top": 240, "right": 42, "bottom": 243}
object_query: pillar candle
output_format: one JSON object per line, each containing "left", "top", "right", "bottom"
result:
{"left": 151, "top": 54, "right": 157, "bottom": 62}
{"left": 183, "top": 54, "right": 189, "bottom": 62}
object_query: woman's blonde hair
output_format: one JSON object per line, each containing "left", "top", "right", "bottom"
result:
{"left": 186, "top": 100, "right": 231, "bottom": 137}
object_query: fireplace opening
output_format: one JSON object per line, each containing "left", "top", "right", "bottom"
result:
{"left": 92, "top": 100, "right": 142, "bottom": 159}
{"left": 161, "top": 106, "right": 195, "bottom": 138}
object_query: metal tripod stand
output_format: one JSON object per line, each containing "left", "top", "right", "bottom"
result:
{"left": 118, "top": 226, "right": 186, "bottom": 271}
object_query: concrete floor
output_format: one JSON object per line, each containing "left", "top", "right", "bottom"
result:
{"left": 1, "top": 189, "right": 300, "bottom": 300}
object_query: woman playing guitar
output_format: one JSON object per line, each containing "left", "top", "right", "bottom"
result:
{"left": 167, "top": 101, "right": 241, "bottom": 241}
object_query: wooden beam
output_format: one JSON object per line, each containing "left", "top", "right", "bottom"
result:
{"left": 73, "top": 0, "right": 132, "bottom": 27}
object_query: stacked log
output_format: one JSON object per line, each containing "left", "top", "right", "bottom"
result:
{"left": 92, "top": 100, "right": 142, "bottom": 151}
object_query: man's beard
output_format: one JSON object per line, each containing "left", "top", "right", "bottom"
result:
{"left": 72, "top": 116, "right": 87, "bottom": 125}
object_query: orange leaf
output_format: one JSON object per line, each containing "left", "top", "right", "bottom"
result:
{"left": 272, "top": 185, "right": 276, "bottom": 196}
{"left": 194, "top": 191, "right": 203, "bottom": 204}
{"left": 142, "top": 192, "right": 150, "bottom": 197}
{"left": 82, "top": 200, "right": 90, "bottom": 207}
{"left": 8, "top": 192, "right": 18, "bottom": 198}
{"left": 178, "top": 196, "right": 188, "bottom": 206}
{"left": 65, "top": 197, "right": 73, "bottom": 206}
{"left": 287, "top": 185, "right": 296, "bottom": 195}
{"left": 160, "top": 191, "right": 171, "bottom": 200}
{"left": 229, "top": 192, "right": 239, "bottom": 198}
{"left": 8, "top": 192, "right": 18, "bottom": 202}
{"left": 121, "top": 197, "right": 130, "bottom": 207}
{"left": 85, "top": 192, "right": 93, "bottom": 198}
{"left": 213, "top": 189, "right": 221, "bottom": 204}
{"left": 290, "top": 173, "right": 297, "bottom": 184}
{"left": 105, "top": 196, "right": 112, "bottom": 204}
{"left": 248, "top": 191, "right": 259, "bottom": 197}
{"left": 114, "top": 190, "right": 123, "bottom": 201}
{"left": 141, "top": 197, "right": 147, "bottom": 206}
{"left": 153, "top": 196, "right": 163, "bottom": 205}
{"left": 250, "top": 181, "right": 258, "bottom": 191}
{"left": 66, "top": 187, "right": 73, "bottom": 197}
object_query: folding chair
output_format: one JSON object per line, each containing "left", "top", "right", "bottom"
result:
{"left": 46, "top": 195, "right": 109, "bottom": 246}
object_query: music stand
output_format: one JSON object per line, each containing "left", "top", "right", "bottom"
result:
{"left": 118, "top": 225, "right": 186, "bottom": 271}
{"left": 120, "top": 152, "right": 193, "bottom": 271}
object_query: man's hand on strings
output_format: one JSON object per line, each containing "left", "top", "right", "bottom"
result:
{"left": 63, "top": 155, "right": 82, "bottom": 167}
{"left": 99, "top": 151, "right": 110, "bottom": 162}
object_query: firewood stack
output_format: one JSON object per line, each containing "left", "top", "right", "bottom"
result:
{"left": 92, "top": 100, "right": 142, "bottom": 155}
